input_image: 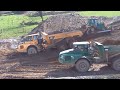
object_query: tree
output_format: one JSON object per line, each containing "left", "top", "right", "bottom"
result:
{"left": 38, "top": 11, "right": 43, "bottom": 22}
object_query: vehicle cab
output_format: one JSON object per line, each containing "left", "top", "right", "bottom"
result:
{"left": 58, "top": 41, "right": 107, "bottom": 64}
{"left": 59, "top": 41, "right": 91, "bottom": 64}
{"left": 16, "top": 33, "right": 40, "bottom": 53}
{"left": 88, "top": 18, "right": 106, "bottom": 30}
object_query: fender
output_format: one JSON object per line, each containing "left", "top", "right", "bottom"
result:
{"left": 76, "top": 56, "right": 91, "bottom": 64}
{"left": 27, "top": 45, "right": 38, "bottom": 52}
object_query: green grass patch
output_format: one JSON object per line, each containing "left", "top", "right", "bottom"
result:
{"left": 77, "top": 11, "right": 120, "bottom": 17}
{"left": 0, "top": 15, "right": 49, "bottom": 39}
{"left": 0, "top": 25, "right": 38, "bottom": 39}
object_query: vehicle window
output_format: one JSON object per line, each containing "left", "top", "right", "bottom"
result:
{"left": 73, "top": 45, "right": 78, "bottom": 49}
{"left": 33, "top": 35, "right": 38, "bottom": 40}
{"left": 84, "top": 45, "right": 88, "bottom": 49}
{"left": 77, "top": 46, "right": 84, "bottom": 51}
{"left": 77, "top": 45, "right": 88, "bottom": 52}
{"left": 25, "top": 36, "right": 32, "bottom": 41}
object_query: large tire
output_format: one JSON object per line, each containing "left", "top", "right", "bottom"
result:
{"left": 75, "top": 59, "right": 90, "bottom": 72}
{"left": 112, "top": 59, "right": 120, "bottom": 71}
{"left": 27, "top": 46, "right": 38, "bottom": 55}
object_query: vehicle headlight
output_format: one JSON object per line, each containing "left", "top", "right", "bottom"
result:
{"left": 20, "top": 45, "right": 24, "bottom": 49}
{"left": 60, "top": 55, "right": 65, "bottom": 60}
{"left": 71, "top": 56, "right": 74, "bottom": 60}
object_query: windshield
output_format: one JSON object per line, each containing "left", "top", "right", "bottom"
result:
{"left": 33, "top": 35, "right": 39, "bottom": 40}
{"left": 21, "top": 36, "right": 32, "bottom": 42}
{"left": 73, "top": 44, "right": 89, "bottom": 52}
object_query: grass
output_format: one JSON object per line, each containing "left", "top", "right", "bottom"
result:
{"left": 0, "top": 15, "right": 49, "bottom": 39}
{"left": 77, "top": 11, "right": 120, "bottom": 17}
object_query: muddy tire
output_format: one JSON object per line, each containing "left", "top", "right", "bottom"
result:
{"left": 27, "top": 46, "right": 38, "bottom": 55}
{"left": 112, "top": 59, "right": 120, "bottom": 71}
{"left": 75, "top": 59, "right": 90, "bottom": 72}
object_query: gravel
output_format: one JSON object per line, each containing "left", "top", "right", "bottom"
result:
{"left": 29, "top": 13, "right": 87, "bottom": 34}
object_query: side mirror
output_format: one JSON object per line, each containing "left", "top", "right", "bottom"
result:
{"left": 105, "top": 48, "right": 109, "bottom": 51}
{"left": 43, "top": 40, "right": 47, "bottom": 44}
{"left": 104, "top": 46, "right": 109, "bottom": 51}
{"left": 73, "top": 46, "right": 78, "bottom": 50}
{"left": 88, "top": 46, "right": 94, "bottom": 54}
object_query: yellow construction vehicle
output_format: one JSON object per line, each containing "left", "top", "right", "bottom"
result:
{"left": 16, "top": 31, "right": 83, "bottom": 55}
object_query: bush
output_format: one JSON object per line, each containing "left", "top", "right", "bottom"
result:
{"left": 24, "top": 22, "right": 39, "bottom": 25}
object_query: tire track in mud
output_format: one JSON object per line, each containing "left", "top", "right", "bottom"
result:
{"left": 1, "top": 52, "right": 120, "bottom": 79}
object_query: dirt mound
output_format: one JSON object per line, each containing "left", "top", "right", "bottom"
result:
{"left": 0, "top": 38, "right": 19, "bottom": 51}
{"left": 29, "top": 13, "right": 87, "bottom": 34}
{"left": 106, "top": 16, "right": 120, "bottom": 30}
{"left": 29, "top": 14, "right": 114, "bottom": 35}
{"left": 0, "top": 42, "right": 11, "bottom": 50}
{"left": 102, "top": 40, "right": 120, "bottom": 45}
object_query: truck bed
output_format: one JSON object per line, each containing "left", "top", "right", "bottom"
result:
{"left": 106, "top": 45, "right": 120, "bottom": 57}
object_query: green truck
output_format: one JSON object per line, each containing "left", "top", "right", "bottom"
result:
{"left": 58, "top": 41, "right": 120, "bottom": 72}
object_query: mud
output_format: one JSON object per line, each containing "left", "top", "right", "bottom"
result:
{"left": 0, "top": 43, "right": 120, "bottom": 79}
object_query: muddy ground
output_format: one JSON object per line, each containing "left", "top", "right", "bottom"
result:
{"left": 0, "top": 30, "right": 120, "bottom": 79}
{"left": 0, "top": 51, "right": 120, "bottom": 79}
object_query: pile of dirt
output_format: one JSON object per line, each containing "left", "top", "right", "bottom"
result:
{"left": 29, "top": 14, "right": 115, "bottom": 35}
{"left": 102, "top": 39, "right": 120, "bottom": 45}
{"left": 0, "top": 38, "right": 19, "bottom": 50}
{"left": 29, "top": 13, "right": 87, "bottom": 34}
{"left": 106, "top": 16, "right": 120, "bottom": 30}
{"left": 0, "top": 42, "right": 11, "bottom": 50}
{"left": 0, "top": 49, "right": 15, "bottom": 60}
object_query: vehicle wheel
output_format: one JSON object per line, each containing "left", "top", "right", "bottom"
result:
{"left": 112, "top": 59, "right": 120, "bottom": 71}
{"left": 75, "top": 59, "right": 90, "bottom": 72}
{"left": 27, "top": 47, "right": 38, "bottom": 55}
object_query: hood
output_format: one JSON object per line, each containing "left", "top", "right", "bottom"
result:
{"left": 59, "top": 49, "right": 74, "bottom": 55}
